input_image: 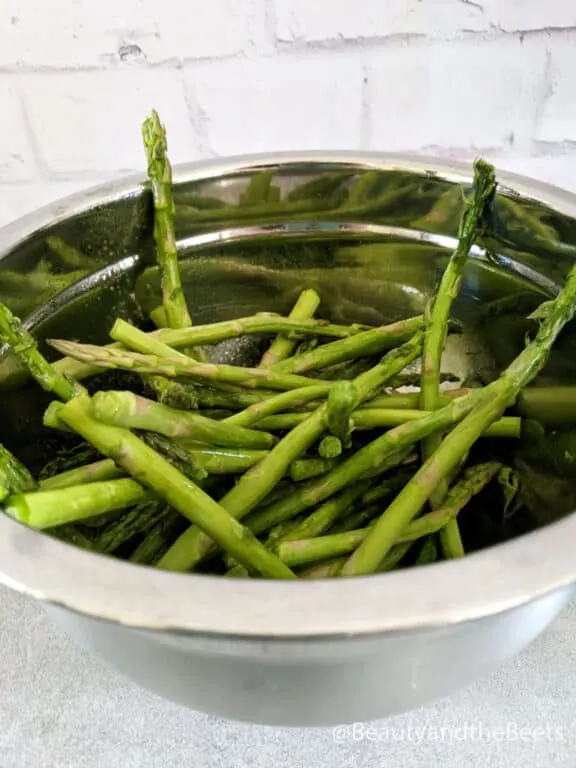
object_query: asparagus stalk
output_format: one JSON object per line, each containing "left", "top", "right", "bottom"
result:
{"left": 272, "top": 483, "right": 365, "bottom": 545}
{"left": 110, "top": 302, "right": 201, "bottom": 408}
{"left": 39, "top": 458, "right": 123, "bottom": 490}
{"left": 420, "top": 159, "right": 496, "bottom": 559}
{"left": 90, "top": 391, "right": 276, "bottom": 450}
{"left": 0, "top": 443, "right": 37, "bottom": 501}
{"left": 57, "top": 396, "right": 296, "bottom": 579}
{"left": 142, "top": 110, "right": 192, "bottom": 331}
{"left": 94, "top": 501, "right": 169, "bottom": 555}
{"left": 252, "top": 409, "right": 520, "bottom": 438}
{"left": 341, "top": 265, "right": 576, "bottom": 577}
{"left": 0, "top": 301, "right": 79, "bottom": 401}
{"left": 276, "top": 461, "right": 501, "bottom": 566}
{"left": 5, "top": 478, "right": 149, "bottom": 529}
{"left": 327, "top": 504, "right": 382, "bottom": 535}
{"left": 299, "top": 542, "right": 413, "bottom": 579}
{"left": 48, "top": 313, "right": 365, "bottom": 384}
{"left": 415, "top": 536, "right": 438, "bottom": 565}
{"left": 48, "top": 340, "right": 329, "bottom": 392}
{"left": 222, "top": 384, "right": 332, "bottom": 428}
{"left": 128, "top": 508, "right": 183, "bottom": 564}
{"left": 156, "top": 335, "right": 423, "bottom": 572}
{"left": 271, "top": 316, "right": 424, "bottom": 374}
{"left": 50, "top": 525, "right": 96, "bottom": 551}
{"left": 259, "top": 289, "right": 321, "bottom": 367}
{"left": 145, "top": 314, "right": 361, "bottom": 346}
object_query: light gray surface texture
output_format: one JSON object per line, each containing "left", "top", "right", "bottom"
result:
{"left": 0, "top": 586, "right": 574, "bottom": 767}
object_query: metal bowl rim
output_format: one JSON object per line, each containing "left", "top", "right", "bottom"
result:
{"left": 1, "top": 150, "right": 575, "bottom": 640}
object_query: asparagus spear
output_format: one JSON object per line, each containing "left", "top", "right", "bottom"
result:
{"left": 50, "top": 311, "right": 366, "bottom": 387}
{"left": 142, "top": 110, "right": 192, "bottom": 331}
{"left": 93, "top": 501, "right": 169, "bottom": 555}
{"left": 276, "top": 461, "right": 501, "bottom": 566}
{"left": 142, "top": 314, "right": 361, "bottom": 346}
{"left": 259, "top": 289, "right": 321, "bottom": 367}
{"left": 39, "top": 458, "right": 124, "bottom": 490}
{"left": 272, "top": 483, "right": 365, "bottom": 545}
{"left": 341, "top": 265, "right": 576, "bottom": 577}
{"left": 90, "top": 391, "right": 276, "bottom": 450}
{"left": 415, "top": 536, "right": 439, "bottom": 565}
{"left": 327, "top": 504, "right": 382, "bottom": 535}
{"left": 156, "top": 335, "right": 423, "bottom": 572}
{"left": 222, "top": 384, "right": 332, "bottom": 428}
{"left": 0, "top": 300, "right": 79, "bottom": 401}
{"left": 5, "top": 478, "right": 149, "bottom": 529}
{"left": 57, "top": 395, "right": 296, "bottom": 579}
{"left": 48, "top": 340, "right": 330, "bottom": 392}
{"left": 252, "top": 409, "right": 520, "bottom": 438}
{"left": 299, "top": 542, "right": 413, "bottom": 579}
{"left": 420, "top": 159, "right": 496, "bottom": 559}
{"left": 128, "top": 508, "right": 183, "bottom": 564}
{"left": 0, "top": 443, "right": 37, "bottom": 501}
{"left": 271, "top": 315, "right": 424, "bottom": 374}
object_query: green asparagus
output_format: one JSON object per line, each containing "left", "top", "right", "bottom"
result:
{"left": 420, "top": 158, "right": 496, "bottom": 559}
{"left": 259, "top": 289, "right": 321, "bottom": 367}
{"left": 90, "top": 390, "right": 276, "bottom": 450}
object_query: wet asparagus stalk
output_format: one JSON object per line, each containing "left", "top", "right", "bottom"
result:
{"left": 48, "top": 340, "right": 330, "bottom": 392}
{"left": 0, "top": 300, "right": 80, "bottom": 401}
{"left": 299, "top": 542, "right": 413, "bottom": 580}
{"left": 415, "top": 536, "right": 438, "bottom": 565}
{"left": 5, "top": 478, "right": 150, "bottom": 529}
{"left": 259, "top": 289, "right": 320, "bottom": 367}
{"left": 271, "top": 315, "right": 424, "bottom": 374}
{"left": 341, "top": 264, "right": 576, "bottom": 577}
{"left": 276, "top": 461, "right": 501, "bottom": 567}
{"left": 39, "top": 458, "right": 124, "bottom": 490}
{"left": 222, "top": 384, "right": 332, "bottom": 428}
{"left": 57, "top": 395, "right": 296, "bottom": 579}
{"left": 251, "top": 409, "right": 520, "bottom": 438}
{"left": 142, "top": 110, "right": 192, "bottom": 331}
{"left": 420, "top": 158, "right": 496, "bottom": 559}
{"left": 90, "top": 391, "right": 276, "bottom": 450}
{"left": 48, "top": 313, "right": 362, "bottom": 385}
{"left": 93, "top": 501, "right": 169, "bottom": 556}
{"left": 128, "top": 507, "right": 183, "bottom": 565}
{"left": 0, "top": 443, "right": 37, "bottom": 501}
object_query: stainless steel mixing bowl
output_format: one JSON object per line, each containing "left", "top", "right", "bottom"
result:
{"left": 1, "top": 152, "right": 575, "bottom": 726}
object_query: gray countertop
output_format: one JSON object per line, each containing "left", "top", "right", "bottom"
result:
{"left": 1, "top": 586, "right": 574, "bottom": 767}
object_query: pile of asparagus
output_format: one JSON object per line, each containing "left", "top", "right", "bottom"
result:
{"left": 1, "top": 112, "right": 576, "bottom": 580}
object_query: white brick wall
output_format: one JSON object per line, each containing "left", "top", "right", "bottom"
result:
{"left": 0, "top": 0, "right": 575, "bottom": 227}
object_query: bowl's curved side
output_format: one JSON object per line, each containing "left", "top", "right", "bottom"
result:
{"left": 44, "top": 583, "right": 574, "bottom": 725}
